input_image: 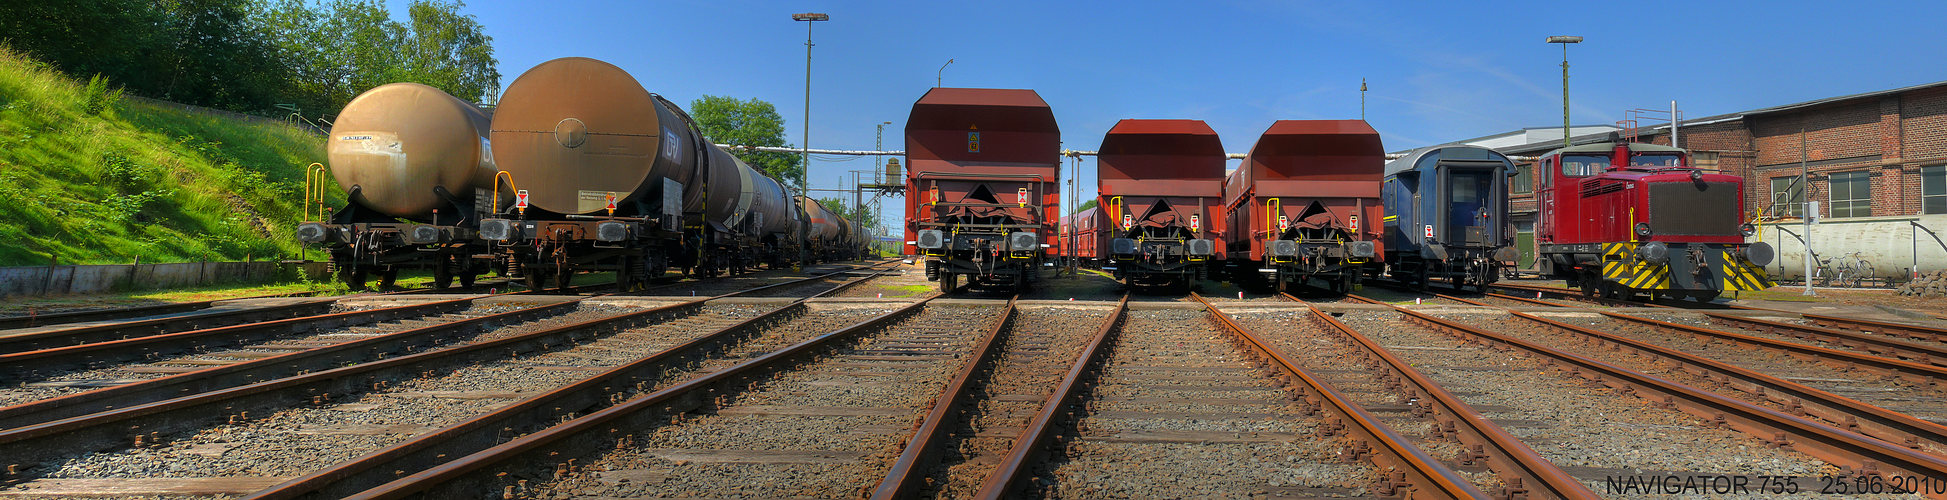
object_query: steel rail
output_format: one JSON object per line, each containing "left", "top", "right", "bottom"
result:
{"left": 0, "top": 300, "right": 577, "bottom": 431}
{"left": 869, "top": 297, "right": 1019, "bottom": 499}
{"left": 1281, "top": 293, "right": 1596, "bottom": 499}
{"left": 338, "top": 296, "right": 940, "bottom": 500}
{"left": 1797, "top": 313, "right": 1947, "bottom": 345}
{"left": 0, "top": 266, "right": 882, "bottom": 432}
{"left": 0, "top": 297, "right": 483, "bottom": 382}
{"left": 245, "top": 268, "right": 900, "bottom": 500}
{"left": 1699, "top": 312, "right": 1947, "bottom": 367}
{"left": 0, "top": 293, "right": 310, "bottom": 331}
{"left": 1188, "top": 293, "right": 1486, "bottom": 499}
{"left": 1343, "top": 294, "right": 1947, "bottom": 484}
{"left": 970, "top": 296, "right": 1125, "bottom": 499}
{"left": 0, "top": 299, "right": 338, "bottom": 355}
{"left": 1435, "top": 292, "right": 1947, "bottom": 458}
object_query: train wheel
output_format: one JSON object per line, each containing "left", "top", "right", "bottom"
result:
{"left": 1578, "top": 272, "right": 1598, "bottom": 299}
{"left": 341, "top": 268, "right": 368, "bottom": 291}
{"left": 1329, "top": 277, "right": 1349, "bottom": 296}
{"left": 378, "top": 268, "right": 398, "bottom": 289}
{"left": 459, "top": 268, "right": 477, "bottom": 289}
{"left": 555, "top": 267, "right": 574, "bottom": 291}
{"left": 433, "top": 255, "right": 454, "bottom": 290}
{"left": 1413, "top": 266, "right": 1430, "bottom": 293}
{"left": 1689, "top": 290, "right": 1723, "bottom": 303}
{"left": 525, "top": 271, "right": 548, "bottom": 291}
{"left": 940, "top": 272, "right": 957, "bottom": 294}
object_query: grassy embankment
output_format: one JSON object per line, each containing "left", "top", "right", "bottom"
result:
{"left": 0, "top": 45, "right": 336, "bottom": 268}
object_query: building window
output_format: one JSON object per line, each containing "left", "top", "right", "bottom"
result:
{"left": 1692, "top": 151, "right": 1719, "bottom": 171}
{"left": 1828, "top": 171, "right": 1872, "bottom": 218}
{"left": 1925, "top": 166, "right": 1947, "bottom": 215}
{"left": 1511, "top": 164, "right": 1532, "bottom": 194}
{"left": 1770, "top": 176, "right": 1803, "bottom": 217}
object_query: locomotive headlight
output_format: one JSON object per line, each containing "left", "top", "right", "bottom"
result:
{"left": 916, "top": 230, "right": 945, "bottom": 249}
{"left": 1634, "top": 222, "right": 1653, "bottom": 237}
{"left": 296, "top": 222, "right": 328, "bottom": 243}
{"left": 1636, "top": 241, "right": 1670, "bottom": 265}
{"left": 1740, "top": 223, "right": 1757, "bottom": 237}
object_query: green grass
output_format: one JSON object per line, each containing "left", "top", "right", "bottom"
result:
{"left": 0, "top": 45, "right": 333, "bottom": 266}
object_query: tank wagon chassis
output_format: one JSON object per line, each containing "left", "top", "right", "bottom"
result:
{"left": 299, "top": 217, "right": 489, "bottom": 290}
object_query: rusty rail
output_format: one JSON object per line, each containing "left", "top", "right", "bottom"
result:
{"left": 248, "top": 278, "right": 894, "bottom": 500}
{"left": 1439, "top": 292, "right": 1947, "bottom": 458}
{"left": 1343, "top": 294, "right": 1947, "bottom": 484}
{"left": 1802, "top": 313, "right": 1947, "bottom": 343}
{"left": 0, "top": 299, "right": 337, "bottom": 355}
{"left": 970, "top": 297, "right": 1125, "bottom": 498}
{"left": 338, "top": 297, "right": 939, "bottom": 499}
{"left": 870, "top": 297, "right": 1021, "bottom": 499}
{"left": 1189, "top": 293, "right": 1488, "bottom": 499}
{"left": 1283, "top": 293, "right": 1596, "bottom": 499}
{"left": 1706, "top": 312, "right": 1947, "bottom": 363}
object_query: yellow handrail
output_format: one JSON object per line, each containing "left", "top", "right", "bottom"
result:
{"left": 492, "top": 171, "right": 518, "bottom": 214}
{"left": 303, "top": 163, "right": 327, "bottom": 221}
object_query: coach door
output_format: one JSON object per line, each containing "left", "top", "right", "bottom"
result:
{"left": 1444, "top": 164, "right": 1497, "bottom": 247}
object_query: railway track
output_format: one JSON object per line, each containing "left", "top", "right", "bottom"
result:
{"left": 316, "top": 295, "right": 981, "bottom": 499}
{"left": 0, "top": 265, "right": 897, "bottom": 497}
{"left": 1334, "top": 292, "right": 1947, "bottom": 493}
{"left": 1417, "top": 290, "right": 1947, "bottom": 457}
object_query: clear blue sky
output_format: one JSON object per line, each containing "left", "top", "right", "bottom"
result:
{"left": 403, "top": 0, "right": 1947, "bottom": 235}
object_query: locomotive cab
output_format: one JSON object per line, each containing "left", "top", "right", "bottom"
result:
{"left": 1535, "top": 136, "right": 1774, "bottom": 301}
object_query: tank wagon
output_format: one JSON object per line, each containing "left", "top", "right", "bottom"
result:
{"left": 1535, "top": 134, "right": 1774, "bottom": 301}
{"left": 904, "top": 88, "right": 1060, "bottom": 294}
{"left": 1057, "top": 206, "right": 1102, "bottom": 269}
{"left": 1379, "top": 145, "right": 1520, "bottom": 291}
{"left": 296, "top": 83, "right": 498, "bottom": 289}
{"left": 801, "top": 197, "right": 862, "bottom": 263}
{"left": 476, "top": 57, "right": 815, "bottom": 290}
{"left": 1222, "top": 120, "right": 1384, "bottom": 295}
{"left": 1095, "top": 119, "right": 1226, "bottom": 290}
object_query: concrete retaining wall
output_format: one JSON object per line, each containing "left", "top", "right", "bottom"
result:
{"left": 0, "top": 261, "right": 331, "bottom": 297}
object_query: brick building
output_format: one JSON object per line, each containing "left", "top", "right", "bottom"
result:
{"left": 1457, "top": 81, "right": 1947, "bottom": 269}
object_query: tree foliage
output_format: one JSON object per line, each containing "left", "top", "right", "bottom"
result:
{"left": 690, "top": 95, "right": 804, "bottom": 192}
{"left": 0, "top": 0, "right": 497, "bottom": 119}
{"left": 1075, "top": 199, "right": 1098, "bottom": 214}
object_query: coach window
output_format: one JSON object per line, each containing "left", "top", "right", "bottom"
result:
{"left": 1828, "top": 171, "right": 1871, "bottom": 218}
{"left": 1561, "top": 154, "right": 1607, "bottom": 177}
{"left": 1924, "top": 165, "right": 1947, "bottom": 215}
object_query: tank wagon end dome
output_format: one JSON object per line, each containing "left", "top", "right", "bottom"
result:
{"left": 491, "top": 56, "right": 696, "bottom": 215}
{"left": 327, "top": 82, "right": 495, "bottom": 218}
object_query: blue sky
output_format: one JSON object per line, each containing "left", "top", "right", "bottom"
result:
{"left": 410, "top": 0, "right": 1947, "bottom": 234}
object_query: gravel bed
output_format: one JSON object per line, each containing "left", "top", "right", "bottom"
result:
{"left": 532, "top": 303, "right": 997, "bottom": 498}
{"left": 1232, "top": 309, "right": 1506, "bottom": 492}
{"left": 1492, "top": 309, "right": 1947, "bottom": 455}
{"left": 922, "top": 305, "right": 1112, "bottom": 497}
{"left": 0, "top": 304, "right": 537, "bottom": 407}
{"left": 1339, "top": 309, "right": 1844, "bottom": 496}
{"left": 1033, "top": 308, "right": 1373, "bottom": 498}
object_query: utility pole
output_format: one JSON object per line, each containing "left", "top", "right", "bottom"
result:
{"left": 792, "top": 12, "right": 828, "bottom": 269}
{"left": 1547, "top": 36, "right": 1582, "bottom": 147}
{"left": 1802, "top": 124, "right": 1815, "bottom": 296}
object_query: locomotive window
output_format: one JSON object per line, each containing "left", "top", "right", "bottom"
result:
{"left": 1560, "top": 154, "right": 1608, "bottom": 177}
{"left": 1630, "top": 153, "right": 1683, "bottom": 168}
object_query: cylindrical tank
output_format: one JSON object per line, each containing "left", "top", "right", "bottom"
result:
{"left": 701, "top": 146, "right": 758, "bottom": 228}
{"left": 490, "top": 57, "right": 705, "bottom": 216}
{"left": 1753, "top": 215, "right": 1947, "bottom": 280}
{"left": 802, "top": 197, "right": 841, "bottom": 244}
{"left": 327, "top": 82, "right": 496, "bottom": 218}
{"left": 745, "top": 162, "right": 798, "bottom": 236}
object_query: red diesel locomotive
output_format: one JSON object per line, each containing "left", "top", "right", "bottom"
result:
{"left": 1535, "top": 134, "right": 1774, "bottom": 301}
{"left": 1222, "top": 120, "right": 1385, "bottom": 295}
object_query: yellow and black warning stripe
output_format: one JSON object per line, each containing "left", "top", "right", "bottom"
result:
{"left": 1599, "top": 242, "right": 1670, "bottom": 290}
{"left": 1718, "top": 248, "right": 1774, "bottom": 291}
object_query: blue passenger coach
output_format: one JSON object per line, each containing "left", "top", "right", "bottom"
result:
{"left": 1379, "top": 145, "right": 1520, "bottom": 291}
